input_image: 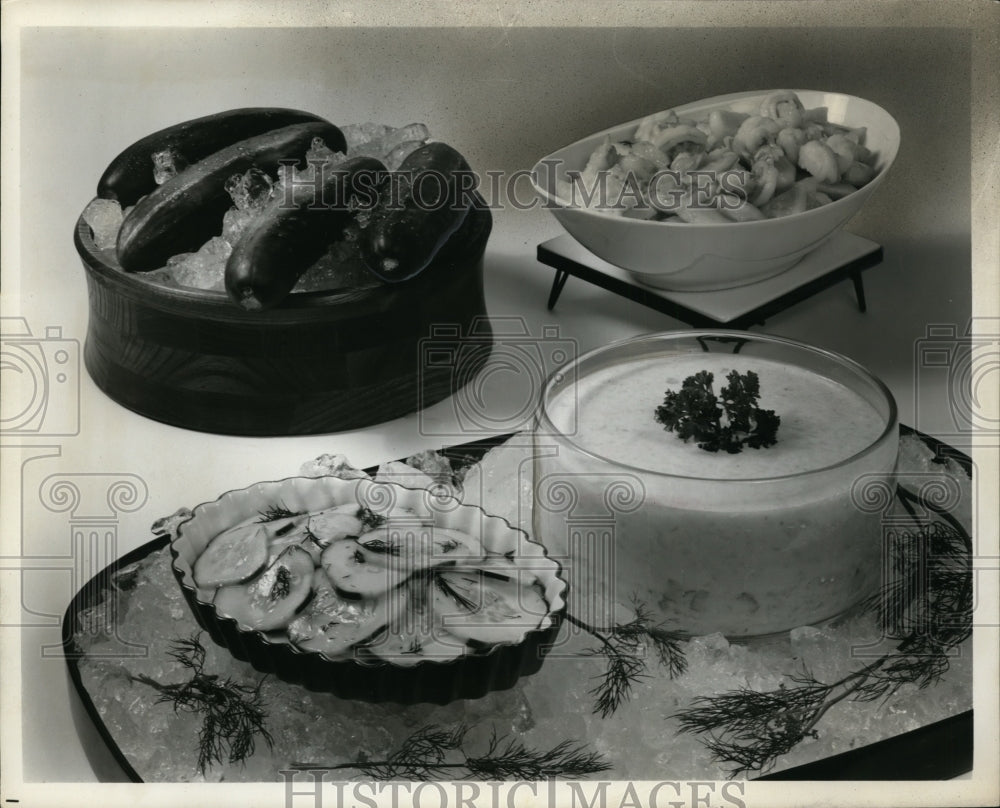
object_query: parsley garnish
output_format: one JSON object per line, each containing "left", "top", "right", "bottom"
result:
{"left": 654, "top": 369, "right": 780, "bottom": 453}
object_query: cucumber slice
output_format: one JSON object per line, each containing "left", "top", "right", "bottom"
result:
{"left": 460, "top": 554, "right": 540, "bottom": 586}
{"left": 356, "top": 525, "right": 484, "bottom": 571}
{"left": 359, "top": 576, "right": 467, "bottom": 665}
{"left": 307, "top": 504, "right": 365, "bottom": 547}
{"left": 432, "top": 570, "right": 549, "bottom": 645}
{"left": 193, "top": 521, "right": 269, "bottom": 588}
{"left": 384, "top": 505, "right": 436, "bottom": 525}
{"left": 319, "top": 524, "right": 486, "bottom": 599}
{"left": 263, "top": 516, "right": 321, "bottom": 565}
{"left": 423, "top": 526, "right": 484, "bottom": 565}
{"left": 320, "top": 538, "right": 408, "bottom": 598}
{"left": 365, "top": 625, "right": 467, "bottom": 666}
{"left": 213, "top": 545, "right": 314, "bottom": 631}
{"left": 288, "top": 569, "right": 389, "bottom": 657}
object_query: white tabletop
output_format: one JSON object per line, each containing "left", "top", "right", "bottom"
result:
{"left": 7, "top": 206, "right": 976, "bottom": 782}
{"left": 2, "top": 10, "right": 995, "bottom": 795}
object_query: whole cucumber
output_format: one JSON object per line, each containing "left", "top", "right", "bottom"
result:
{"left": 98, "top": 107, "right": 334, "bottom": 207}
{"left": 225, "top": 155, "right": 386, "bottom": 311}
{"left": 361, "top": 142, "right": 474, "bottom": 283}
{"left": 116, "top": 121, "right": 346, "bottom": 273}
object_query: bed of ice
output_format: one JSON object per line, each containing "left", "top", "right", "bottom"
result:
{"left": 80, "top": 122, "right": 430, "bottom": 295}
{"left": 70, "top": 435, "right": 973, "bottom": 782}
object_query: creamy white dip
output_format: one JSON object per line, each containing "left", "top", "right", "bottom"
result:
{"left": 546, "top": 353, "right": 885, "bottom": 479}
{"left": 535, "top": 347, "right": 897, "bottom": 636}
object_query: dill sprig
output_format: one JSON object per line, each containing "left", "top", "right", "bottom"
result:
{"left": 566, "top": 598, "right": 689, "bottom": 717}
{"left": 257, "top": 503, "right": 302, "bottom": 523}
{"left": 131, "top": 634, "right": 273, "bottom": 774}
{"left": 362, "top": 724, "right": 466, "bottom": 780}
{"left": 434, "top": 572, "right": 480, "bottom": 612}
{"left": 302, "top": 525, "right": 324, "bottom": 548}
{"left": 466, "top": 728, "right": 612, "bottom": 779}
{"left": 672, "top": 502, "right": 972, "bottom": 777}
{"left": 674, "top": 673, "right": 859, "bottom": 775}
{"left": 357, "top": 537, "right": 402, "bottom": 555}
{"left": 358, "top": 506, "right": 387, "bottom": 531}
{"left": 291, "top": 723, "right": 611, "bottom": 780}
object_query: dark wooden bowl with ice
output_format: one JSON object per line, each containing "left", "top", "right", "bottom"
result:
{"left": 74, "top": 109, "right": 493, "bottom": 436}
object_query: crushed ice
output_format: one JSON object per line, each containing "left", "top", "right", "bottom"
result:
{"left": 70, "top": 435, "right": 973, "bottom": 782}
{"left": 151, "top": 147, "right": 188, "bottom": 185}
{"left": 82, "top": 198, "right": 124, "bottom": 250}
{"left": 93, "top": 122, "right": 433, "bottom": 294}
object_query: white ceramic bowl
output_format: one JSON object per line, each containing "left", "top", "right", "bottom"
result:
{"left": 531, "top": 90, "right": 900, "bottom": 291}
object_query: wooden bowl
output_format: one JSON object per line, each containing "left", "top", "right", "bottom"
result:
{"left": 73, "top": 206, "right": 493, "bottom": 435}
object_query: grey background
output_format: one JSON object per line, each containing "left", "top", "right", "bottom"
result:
{"left": 20, "top": 25, "right": 973, "bottom": 394}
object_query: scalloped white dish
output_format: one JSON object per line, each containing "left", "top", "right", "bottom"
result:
{"left": 169, "top": 475, "right": 566, "bottom": 703}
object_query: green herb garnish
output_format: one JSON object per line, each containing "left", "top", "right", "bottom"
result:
{"left": 654, "top": 369, "right": 780, "bottom": 453}
{"left": 564, "top": 597, "right": 688, "bottom": 718}
{"left": 256, "top": 503, "right": 302, "bottom": 523}
{"left": 434, "top": 573, "right": 479, "bottom": 612}
{"left": 132, "top": 634, "right": 273, "bottom": 774}
{"left": 269, "top": 566, "right": 292, "bottom": 600}
{"left": 358, "top": 507, "right": 386, "bottom": 531}
{"left": 359, "top": 537, "right": 401, "bottom": 555}
{"left": 291, "top": 723, "right": 612, "bottom": 780}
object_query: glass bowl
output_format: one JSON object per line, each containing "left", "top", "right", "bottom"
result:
{"left": 532, "top": 330, "right": 899, "bottom": 638}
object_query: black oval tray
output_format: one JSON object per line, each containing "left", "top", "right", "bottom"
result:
{"left": 60, "top": 427, "right": 974, "bottom": 782}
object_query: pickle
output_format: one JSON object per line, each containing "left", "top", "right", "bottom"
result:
{"left": 116, "top": 121, "right": 346, "bottom": 273}
{"left": 361, "top": 142, "right": 473, "bottom": 282}
{"left": 98, "top": 107, "right": 332, "bottom": 206}
{"left": 224, "top": 155, "right": 385, "bottom": 310}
